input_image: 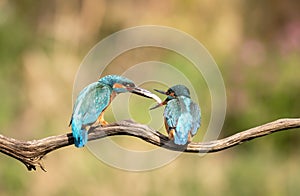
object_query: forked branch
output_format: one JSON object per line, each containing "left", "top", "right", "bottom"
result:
{"left": 0, "top": 118, "right": 300, "bottom": 171}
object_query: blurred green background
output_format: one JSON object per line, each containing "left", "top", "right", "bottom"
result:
{"left": 0, "top": 0, "right": 300, "bottom": 195}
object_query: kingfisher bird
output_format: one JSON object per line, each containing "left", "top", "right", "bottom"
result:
{"left": 70, "top": 75, "right": 161, "bottom": 148}
{"left": 151, "top": 85, "right": 201, "bottom": 145}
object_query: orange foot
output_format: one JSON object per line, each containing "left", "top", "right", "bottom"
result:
{"left": 95, "top": 113, "right": 109, "bottom": 126}
{"left": 99, "top": 119, "right": 109, "bottom": 126}
{"left": 187, "top": 132, "right": 192, "bottom": 143}
{"left": 168, "top": 129, "right": 175, "bottom": 140}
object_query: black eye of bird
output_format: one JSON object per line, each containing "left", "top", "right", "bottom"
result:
{"left": 125, "top": 83, "right": 134, "bottom": 88}
{"left": 166, "top": 90, "right": 176, "bottom": 97}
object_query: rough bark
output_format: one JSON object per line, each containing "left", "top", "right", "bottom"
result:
{"left": 0, "top": 118, "right": 299, "bottom": 171}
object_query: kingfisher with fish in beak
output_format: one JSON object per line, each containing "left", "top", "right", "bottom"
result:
{"left": 70, "top": 75, "right": 161, "bottom": 148}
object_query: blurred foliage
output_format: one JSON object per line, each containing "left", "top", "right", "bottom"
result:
{"left": 0, "top": 0, "right": 300, "bottom": 195}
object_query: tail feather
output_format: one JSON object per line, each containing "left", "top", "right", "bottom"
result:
{"left": 71, "top": 121, "right": 88, "bottom": 148}
{"left": 174, "top": 113, "right": 193, "bottom": 145}
{"left": 74, "top": 130, "right": 88, "bottom": 148}
{"left": 173, "top": 131, "right": 189, "bottom": 145}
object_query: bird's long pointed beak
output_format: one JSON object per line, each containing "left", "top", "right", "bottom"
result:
{"left": 149, "top": 99, "right": 167, "bottom": 110}
{"left": 149, "top": 89, "right": 167, "bottom": 110}
{"left": 130, "top": 87, "right": 162, "bottom": 104}
{"left": 154, "top": 89, "right": 166, "bottom": 95}
{"left": 149, "top": 103, "right": 163, "bottom": 110}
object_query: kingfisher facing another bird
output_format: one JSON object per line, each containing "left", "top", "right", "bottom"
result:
{"left": 151, "top": 85, "right": 201, "bottom": 145}
{"left": 70, "top": 75, "right": 161, "bottom": 148}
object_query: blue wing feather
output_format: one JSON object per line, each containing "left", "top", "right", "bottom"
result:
{"left": 190, "top": 101, "right": 201, "bottom": 136}
{"left": 71, "top": 82, "right": 112, "bottom": 147}
{"left": 164, "top": 99, "right": 180, "bottom": 129}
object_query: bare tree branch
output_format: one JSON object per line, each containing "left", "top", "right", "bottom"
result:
{"left": 0, "top": 118, "right": 300, "bottom": 171}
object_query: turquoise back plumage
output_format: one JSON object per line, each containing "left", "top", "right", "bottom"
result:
{"left": 70, "top": 81, "right": 112, "bottom": 147}
{"left": 164, "top": 97, "right": 201, "bottom": 145}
